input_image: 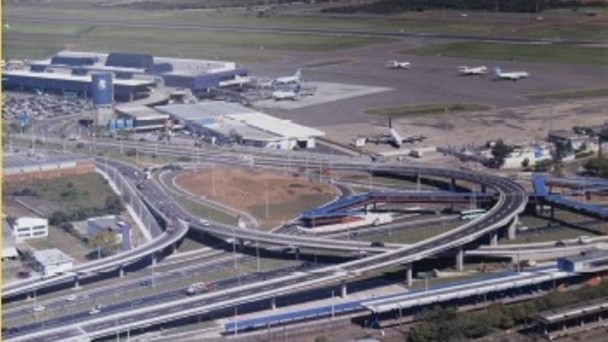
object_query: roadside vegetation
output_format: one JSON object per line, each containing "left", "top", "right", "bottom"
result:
{"left": 408, "top": 279, "right": 608, "bottom": 342}
{"left": 365, "top": 103, "right": 490, "bottom": 118}
{"left": 406, "top": 42, "right": 608, "bottom": 65}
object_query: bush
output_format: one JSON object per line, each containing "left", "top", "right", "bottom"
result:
{"left": 125, "top": 149, "right": 137, "bottom": 157}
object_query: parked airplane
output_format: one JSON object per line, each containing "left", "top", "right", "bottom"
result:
{"left": 272, "top": 84, "right": 301, "bottom": 101}
{"left": 272, "top": 68, "right": 302, "bottom": 87}
{"left": 457, "top": 65, "right": 488, "bottom": 75}
{"left": 493, "top": 67, "right": 529, "bottom": 81}
{"left": 385, "top": 60, "right": 410, "bottom": 69}
{"left": 364, "top": 117, "right": 427, "bottom": 148}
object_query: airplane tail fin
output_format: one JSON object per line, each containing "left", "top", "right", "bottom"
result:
{"left": 295, "top": 68, "right": 302, "bottom": 81}
{"left": 494, "top": 67, "right": 502, "bottom": 75}
{"left": 389, "top": 116, "right": 392, "bottom": 129}
{"left": 295, "top": 84, "right": 301, "bottom": 93}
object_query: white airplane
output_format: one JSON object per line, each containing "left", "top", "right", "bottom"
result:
{"left": 272, "top": 84, "right": 301, "bottom": 101}
{"left": 364, "top": 117, "right": 427, "bottom": 148}
{"left": 493, "top": 67, "right": 529, "bottom": 81}
{"left": 271, "top": 68, "right": 302, "bottom": 87}
{"left": 457, "top": 65, "right": 488, "bottom": 76}
{"left": 385, "top": 60, "right": 410, "bottom": 69}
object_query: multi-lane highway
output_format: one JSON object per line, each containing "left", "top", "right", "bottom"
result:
{"left": 4, "top": 138, "right": 528, "bottom": 341}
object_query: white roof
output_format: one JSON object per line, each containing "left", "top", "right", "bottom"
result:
{"left": 2, "top": 219, "right": 18, "bottom": 259}
{"left": 33, "top": 248, "right": 74, "bottom": 265}
{"left": 15, "top": 217, "right": 47, "bottom": 226}
{"left": 227, "top": 112, "right": 325, "bottom": 140}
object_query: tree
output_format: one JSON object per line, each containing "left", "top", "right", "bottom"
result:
{"left": 490, "top": 140, "right": 513, "bottom": 169}
{"left": 89, "top": 228, "right": 121, "bottom": 258}
{"left": 104, "top": 195, "right": 124, "bottom": 214}
{"left": 584, "top": 157, "right": 608, "bottom": 178}
{"left": 598, "top": 128, "right": 608, "bottom": 158}
{"left": 521, "top": 158, "right": 530, "bottom": 169}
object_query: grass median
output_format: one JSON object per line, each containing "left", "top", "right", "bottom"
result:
{"left": 529, "top": 88, "right": 608, "bottom": 101}
{"left": 366, "top": 103, "right": 491, "bottom": 118}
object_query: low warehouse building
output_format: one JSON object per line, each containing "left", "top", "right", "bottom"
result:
{"left": 156, "top": 102, "right": 324, "bottom": 150}
{"left": 33, "top": 248, "right": 74, "bottom": 277}
{"left": 115, "top": 105, "right": 173, "bottom": 131}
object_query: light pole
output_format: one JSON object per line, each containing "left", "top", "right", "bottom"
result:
{"left": 233, "top": 227, "right": 238, "bottom": 270}
{"left": 331, "top": 290, "right": 335, "bottom": 319}
{"left": 265, "top": 182, "right": 269, "bottom": 220}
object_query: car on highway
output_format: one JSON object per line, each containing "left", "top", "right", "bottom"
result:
{"left": 370, "top": 241, "right": 385, "bottom": 247}
{"left": 33, "top": 305, "right": 46, "bottom": 312}
{"left": 65, "top": 294, "right": 78, "bottom": 301}
{"left": 199, "top": 219, "right": 210, "bottom": 226}
{"left": 555, "top": 240, "right": 567, "bottom": 247}
{"left": 89, "top": 305, "right": 102, "bottom": 315}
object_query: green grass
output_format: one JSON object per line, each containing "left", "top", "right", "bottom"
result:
{"left": 366, "top": 103, "right": 491, "bottom": 118}
{"left": 499, "top": 226, "right": 589, "bottom": 244}
{"left": 4, "top": 174, "right": 118, "bottom": 214}
{"left": 529, "top": 88, "right": 608, "bottom": 100}
{"left": 174, "top": 196, "right": 239, "bottom": 226}
{"left": 406, "top": 42, "right": 608, "bottom": 65}
{"left": 248, "top": 193, "right": 336, "bottom": 230}
{"left": 362, "top": 222, "right": 463, "bottom": 244}
{"left": 25, "top": 226, "right": 92, "bottom": 262}
{"left": 303, "top": 58, "right": 354, "bottom": 68}
{"left": 87, "top": 26, "right": 391, "bottom": 52}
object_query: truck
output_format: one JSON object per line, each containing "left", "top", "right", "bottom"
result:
{"left": 185, "top": 282, "right": 216, "bottom": 295}
{"left": 409, "top": 149, "right": 423, "bottom": 158}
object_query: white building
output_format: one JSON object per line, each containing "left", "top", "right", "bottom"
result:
{"left": 2, "top": 217, "right": 19, "bottom": 260}
{"left": 156, "top": 102, "right": 325, "bottom": 150}
{"left": 13, "top": 217, "right": 48, "bottom": 240}
{"left": 497, "top": 145, "right": 552, "bottom": 169}
{"left": 33, "top": 248, "right": 74, "bottom": 277}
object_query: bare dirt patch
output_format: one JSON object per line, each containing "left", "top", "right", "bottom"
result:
{"left": 175, "top": 167, "right": 338, "bottom": 230}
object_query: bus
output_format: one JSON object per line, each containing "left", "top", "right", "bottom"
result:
{"left": 460, "top": 208, "right": 487, "bottom": 220}
{"left": 185, "top": 282, "right": 216, "bottom": 295}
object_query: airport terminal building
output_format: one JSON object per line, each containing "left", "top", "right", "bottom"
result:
{"left": 155, "top": 102, "right": 324, "bottom": 150}
{"left": 2, "top": 51, "right": 249, "bottom": 102}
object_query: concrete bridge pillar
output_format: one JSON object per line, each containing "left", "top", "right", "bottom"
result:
{"left": 271, "top": 297, "right": 277, "bottom": 310}
{"left": 74, "top": 275, "right": 80, "bottom": 289}
{"left": 405, "top": 263, "right": 413, "bottom": 286}
{"left": 237, "top": 239, "right": 245, "bottom": 252}
{"left": 340, "top": 280, "right": 348, "bottom": 298}
{"left": 490, "top": 232, "right": 498, "bottom": 246}
{"left": 151, "top": 253, "right": 157, "bottom": 266}
{"left": 550, "top": 205, "right": 555, "bottom": 220}
{"left": 450, "top": 178, "right": 456, "bottom": 191}
{"left": 119, "top": 265, "right": 125, "bottom": 278}
{"left": 507, "top": 216, "right": 518, "bottom": 240}
{"left": 481, "top": 185, "right": 487, "bottom": 193}
{"left": 456, "top": 248, "right": 464, "bottom": 271}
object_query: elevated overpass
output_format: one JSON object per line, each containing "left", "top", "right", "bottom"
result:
{"left": 2, "top": 161, "right": 189, "bottom": 300}
{"left": 5, "top": 162, "right": 528, "bottom": 342}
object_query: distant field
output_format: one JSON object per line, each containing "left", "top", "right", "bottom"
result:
{"left": 406, "top": 42, "right": 608, "bottom": 65}
{"left": 4, "top": 174, "right": 117, "bottom": 214}
{"left": 365, "top": 103, "right": 491, "bottom": 117}
{"left": 529, "top": 88, "right": 608, "bottom": 100}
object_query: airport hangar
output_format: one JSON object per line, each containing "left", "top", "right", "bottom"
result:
{"left": 118, "top": 102, "right": 325, "bottom": 150}
{"left": 2, "top": 51, "right": 249, "bottom": 102}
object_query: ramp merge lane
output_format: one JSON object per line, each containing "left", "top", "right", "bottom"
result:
{"left": 6, "top": 163, "right": 527, "bottom": 342}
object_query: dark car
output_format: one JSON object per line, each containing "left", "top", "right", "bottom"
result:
{"left": 555, "top": 240, "right": 567, "bottom": 247}
{"left": 371, "top": 241, "right": 385, "bottom": 248}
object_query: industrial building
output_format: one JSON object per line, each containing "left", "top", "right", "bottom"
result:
{"left": 558, "top": 250, "right": 608, "bottom": 273}
{"left": 12, "top": 217, "right": 49, "bottom": 240}
{"left": 87, "top": 215, "right": 132, "bottom": 251}
{"left": 2, "top": 51, "right": 248, "bottom": 102}
{"left": 33, "top": 248, "right": 74, "bottom": 277}
{"left": 156, "top": 102, "right": 324, "bottom": 150}
{"left": 3, "top": 152, "right": 95, "bottom": 183}
{"left": 2, "top": 217, "right": 19, "bottom": 260}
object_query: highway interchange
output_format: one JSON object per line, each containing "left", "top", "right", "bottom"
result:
{"left": 3, "top": 134, "right": 529, "bottom": 341}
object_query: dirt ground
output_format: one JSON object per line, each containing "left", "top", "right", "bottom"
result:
{"left": 175, "top": 167, "right": 338, "bottom": 230}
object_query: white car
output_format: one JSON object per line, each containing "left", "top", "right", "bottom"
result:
{"left": 66, "top": 294, "right": 78, "bottom": 301}
{"left": 199, "top": 219, "right": 210, "bottom": 226}
{"left": 88, "top": 307, "right": 101, "bottom": 315}
{"left": 33, "top": 305, "right": 46, "bottom": 312}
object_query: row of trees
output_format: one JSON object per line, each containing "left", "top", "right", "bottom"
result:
{"left": 49, "top": 195, "right": 124, "bottom": 226}
{"left": 408, "top": 280, "right": 608, "bottom": 342}
{"left": 323, "top": 0, "right": 551, "bottom": 14}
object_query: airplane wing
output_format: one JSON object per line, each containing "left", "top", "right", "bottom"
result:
{"left": 400, "top": 135, "right": 428, "bottom": 143}
{"left": 363, "top": 134, "right": 392, "bottom": 144}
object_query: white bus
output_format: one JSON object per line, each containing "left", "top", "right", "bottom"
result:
{"left": 460, "top": 208, "right": 487, "bottom": 220}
